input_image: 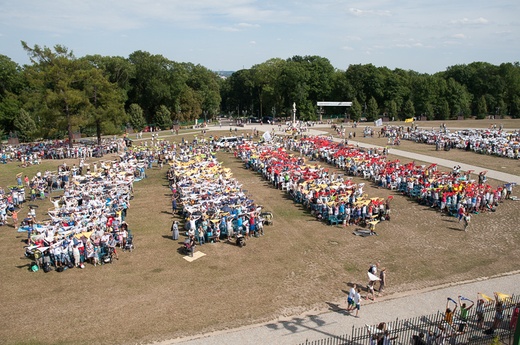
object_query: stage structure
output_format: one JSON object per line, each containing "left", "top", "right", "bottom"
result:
{"left": 317, "top": 101, "right": 352, "bottom": 122}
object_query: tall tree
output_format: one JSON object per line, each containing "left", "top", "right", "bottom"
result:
{"left": 22, "top": 42, "right": 88, "bottom": 145}
{"left": 155, "top": 105, "right": 172, "bottom": 129}
{"left": 366, "top": 97, "right": 379, "bottom": 122}
{"left": 127, "top": 51, "right": 174, "bottom": 122}
{"left": 128, "top": 103, "right": 146, "bottom": 131}
{"left": 14, "top": 109, "right": 37, "bottom": 142}
{"left": 386, "top": 100, "right": 398, "bottom": 120}
{"left": 252, "top": 58, "right": 285, "bottom": 118}
{"left": 349, "top": 98, "right": 362, "bottom": 121}
{"left": 476, "top": 96, "right": 488, "bottom": 119}
{"left": 436, "top": 100, "right": 450, "bottom": 121}
{"left": 403, "top": 99, "right": 415, "bottom": 119}
{"left": 22, "top": 42, "right": 126, "bottom": 145}
{"left": 0, "top": 55, "right": 24, "bottom": 134}
{"left": 79, "top": 61, "right": 127, "bottom": 144}
{"left": 184, "top": 63, "right": 221, "bottom": 121}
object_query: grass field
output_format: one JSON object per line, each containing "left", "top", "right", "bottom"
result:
{"left": 0, "top": 122, "right": 519, "bottom": 345}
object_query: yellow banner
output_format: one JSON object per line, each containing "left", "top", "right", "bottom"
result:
{"left": 405, "top": 118, "right": 414, "bottom": 123}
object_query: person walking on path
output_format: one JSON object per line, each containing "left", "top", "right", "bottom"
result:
{"left": 354, "top": 288, "right": 362, "bottom": 317}
{"left": 379, "top": 268, "right": 387, "bottom": 293}
{"left": 347, "top": 284, "right": 357, "bottom": 311}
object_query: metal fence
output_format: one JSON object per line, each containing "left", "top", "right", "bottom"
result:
{"left": 299, "top": 295, "right": 519, "bottom": 345}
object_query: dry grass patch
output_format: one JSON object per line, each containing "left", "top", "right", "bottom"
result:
{"left": 0, "top": 132, "right": 519, "bottom": 345}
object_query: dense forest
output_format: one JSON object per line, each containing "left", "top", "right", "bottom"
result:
{"left": 1, "top": 42, "right": 519, "bottom": 143}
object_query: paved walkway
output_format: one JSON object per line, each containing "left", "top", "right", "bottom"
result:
{"left": 155, "top": 124, "right": 519, "bottom": 345}
{"left": 162, "top": 272, "right": 520, "bottom": 345}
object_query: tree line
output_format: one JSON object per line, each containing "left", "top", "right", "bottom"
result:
{"left": 0, "top": 42, "right": 518, "bottom": 144}
{"left": 221, "top": 57, "right": 520, "bottom": 123}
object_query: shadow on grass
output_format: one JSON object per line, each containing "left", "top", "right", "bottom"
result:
{"left": 448, "top": 227, "right": 464, "bottom": 232}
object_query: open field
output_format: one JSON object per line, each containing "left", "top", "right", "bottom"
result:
{"left": 0, "top": 129, "right": 519, "bottom": 345}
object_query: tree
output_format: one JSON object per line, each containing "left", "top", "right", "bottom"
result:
{"left": 221, "top": 69, "right": 254, "bottom": 118}
{"left": 366, "top": 97, "right": 379, "bottom": 122}
{"left": 184, "top": 63, "right": 221, "bottom": 121}
{"left": 403, "top": 99, "right": 415, "bottom": 119}
{"left": 127, "top": 51, "right": 175, "bottom": 122}
{"left": 0, "top": 55, "right": 24, "bottom": 134}
{"left": 386, "top": 100, "right": 398, "bottom": 120}
{"left": 424, "top": 103, "right": 434, "bottom": 120}
{"left": 79, "top": 62, "right": 127, "bottom": 144}
{"left": 128, "top": 103, "right": 146, "bottom": 131}
{"left": 14, "top": 109, "right": 37, "bottom": 141}
{"left": 155, "top": 105, "right": 172, "bottom": 129}
{"left": 444, "top": 78, "right": 471, "bottom": 119}
{"left": 22, "top": 42, "right": 124, "bottom": 145}
{"left": 476, "top": 96, "right": 488, "bottom": 119}
{"left": 436, "top": 100, "right": 450, "bottom": 120}
{"left": 251, "top": 58, "right": 285, "bottom": 118}
{"left": 349, "top": 98, "right": 362, "bottom": 121}
{"left": 22, "top": 42, "right": 87, "bottom": 145}
{"left": 178, "top": 86, "right": 202, "bottom": 122}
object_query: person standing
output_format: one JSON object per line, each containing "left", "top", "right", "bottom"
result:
{"left": 457, "top": 296, "right": 474, "bottom": 332}
{"left": 475, "top": 298, "right": 486, "bottom": 329}
{"left": 347, "top": 284, "right": 357, "bottom": 311}
{"left": 379, "top": 268, "right": 387, "bottom": 293}
{"left": 463, "top": 212, "right": 471, "bottom": 232}
{"left": 354, "top": 288, "right": 362, "bottom": 317}
{"left": 484, "top": 293, "right": 504, "bottom": 334}
{"left": 367, "top": 280, "right": 376, "bottom": 301}
{"left": 11, "top": 207, "right": 21, "bottom": 228}
{"left": 171, "top": 221, "right": 179, "bottom": 241}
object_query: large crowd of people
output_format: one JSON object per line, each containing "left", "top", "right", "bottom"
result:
{"left": 0, "top": 137, "right": 126, "bottom": 166}
{"left": 377, "top": 124, "right": 520, "bottom": 159}
{"left": 235, "top": 133, "right": 515, "bottom": 229}
{"left": 0, "top": 152, "right": 144, "bottom": 272}
{"left": 166, "top": 141, "right": 266, "bottom": 250}
{"left": 236, "top": 137, "right": 391, "bottom": 228}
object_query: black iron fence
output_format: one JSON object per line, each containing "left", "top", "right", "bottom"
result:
{"left": 299, "top": 294, "right": 519, "bottom": 345}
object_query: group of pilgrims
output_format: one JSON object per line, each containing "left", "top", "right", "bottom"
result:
{"left": 235, "top": 133, "right": 514, "bottom": 226}
{"left": 5, "top": 123, "right": 516, "bottom": 271}
{"left": 17, "top": 157, "right": 141, "bottom": 272}
{"left": 379, "top": 124, "right": 520, "bottom": 159}
{"left": 167, "top": 142, "right": 266, "bottom": 246}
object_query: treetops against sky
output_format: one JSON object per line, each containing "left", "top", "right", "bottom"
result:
{"left": 0, "top": 43, "right": 519, "bottom": 144}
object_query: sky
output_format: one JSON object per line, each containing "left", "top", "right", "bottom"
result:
{"left": 0, "top": 0, "right": 518, "bottom": 74}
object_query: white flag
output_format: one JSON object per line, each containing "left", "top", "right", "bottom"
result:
{"left": 262, "top": 131, "right": 272, "bottom": 142}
